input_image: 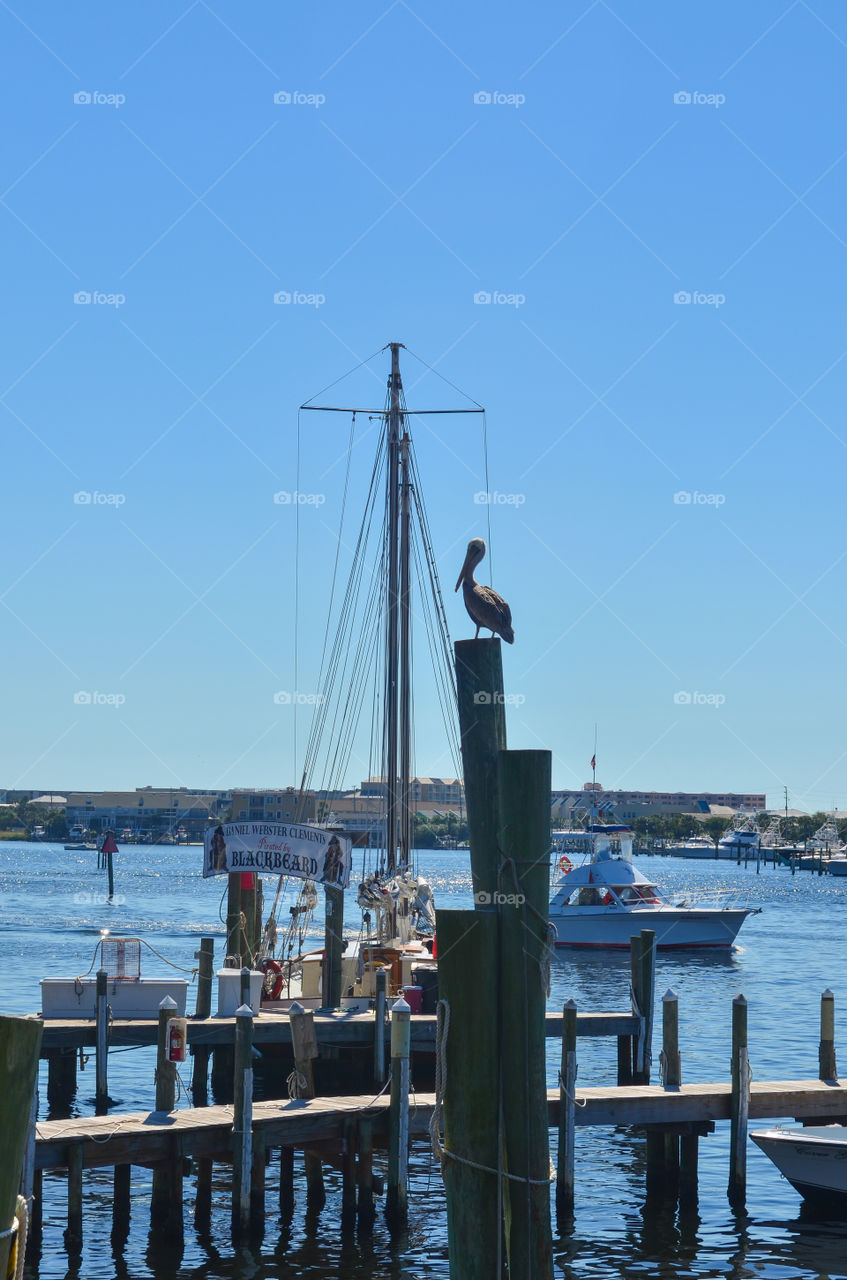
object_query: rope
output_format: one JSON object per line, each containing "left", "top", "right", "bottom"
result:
{"left": 287, "top": 1069, "right": 308, "bottom": 1101}
{"left": 557, "top": 1068, "right": 587, "bottom": 1109}
{"left": 0, "top": 1195, "right": 27, "bottom": 1280}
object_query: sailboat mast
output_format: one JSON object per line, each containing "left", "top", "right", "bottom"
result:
{"left": 384, "top": 342, "right": 404, "bottom": 876}
{"left": 399, "top": 423, "right": 412, "bottom": 866}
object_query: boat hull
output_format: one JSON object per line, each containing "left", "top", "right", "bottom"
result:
{"left": 550, "top": 906, "right": 750, "bottom": 949}
{"left": 752, "top": 1126, "right": 847, "bottom": 1212}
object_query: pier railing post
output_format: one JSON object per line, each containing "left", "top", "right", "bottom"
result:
{"left": 374, "top": 967, "right": 387, "bottom": 1082}
{"left": 289, "top": 1002, "right": 325, "bottom": 1211}
{"left": 95, "top": 967, "right": 109, "bottom": 1115}
{"left": 151, "top": 996, "right": 181, "bottom": 1230}
{"left": 728, "top": 994, "right": 748, "bottom": 1206}
{"left": 232, "top": 1003, "right": 256, "bottom": 1238}
{"left": 386, "top": 996, "right": 410, "bottom": 1230}
{"left": 819, "top": 988, "right": 837, "bottom": 1082}
{"left": 557, "top": 999, "right": 577, "bottom": 1224}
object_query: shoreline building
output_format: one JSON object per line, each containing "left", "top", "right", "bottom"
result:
{"left": 552, "top": 785, "right": 767, "bottom": 825}
{"left": 65, "top": 788, "right": 231, "bottom": 841}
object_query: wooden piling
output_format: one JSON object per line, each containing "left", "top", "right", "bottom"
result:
{"left": 151, "top": 996, "right": 181, "bottom": 1227}
{"left": 0, "top": 1015, "right": 43, "bottom": 1277}
{"left": 289, "top": 1002, "right": 325, "bottom": 1211}
{"left": 497, "top": 748, "right": 554, "bottom": 1279}
{"left": 232, "top": 1003, "right": 256, "bottom": 1237}
{"left": 630, "top": 930, "right": 655, "bottom": 1084}
{"left": 95, "top": 967, "right": 109, "bottom": 1114}
{"left": 819, "top": 988, "right": 837, "bottom": 1081}
{"left": 107, "top": 844, "right": 114, "bottom": 900}
{"left": 357, "top": 1117, "right": 375, "bottom": 1231}
{"left": 374, "top": 967, "right": 387, "bottom": 1082}
{"left": 111, "top": 1164, "right": 131, "bottom": 1248}
{"left": 454, "top": 638, "right": 507, "bottom": 900}
{"left": 680, "top": 1132, "right": 699, "bottom": 1205}
{"left": 65, "top": 1143, "right": 83, "bottom": 1254}
{"left": 386, "top": 996, "right": 410, "bottom": 1229}
{"left": 556, "top": 998, "right": 577, "bottom": 1222}
{"left": 47, "top": 1048, "right": 76, "bottom": 1109}
{"left": 251, "top": 1128, "right": 266, "bottom": 1238}
{"left": 323, "top": 884, "right": 344, "bottom": 1009}
{"left": 662, "top": 989, "right": 681, "bottom": 1087}
{"left": 226, "top": 873, "right": 244, "bottom": 965}
{"left": 728, "top": 994, "right": 748, "bottom": 1206}
{"left": 279, "top": 1147, "right": 295, "bottom": 1221}
{"left": 191, "top": 937, "right": 214, "bottom": 1106}
{"left": 194, "top": 1157, "right": 212, "bottom": 1232}
{"left": 437, "top": 909, "right": 501, "bottom": 1280}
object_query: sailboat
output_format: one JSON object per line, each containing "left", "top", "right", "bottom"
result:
{"left": 243, "top": 343, "right": 482, "bottom": 1009}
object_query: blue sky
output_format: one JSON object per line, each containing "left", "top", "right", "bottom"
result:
{"left": 2, "top": 1, "right": 847, "bottom": 811}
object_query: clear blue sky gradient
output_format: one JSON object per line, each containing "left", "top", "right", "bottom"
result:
{"left": 3, "top": 2, "right": 846, "bottom": 811}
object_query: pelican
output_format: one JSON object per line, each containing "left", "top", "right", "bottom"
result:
{"left": 455, "top": 537, "right": 514, "bottom": 643}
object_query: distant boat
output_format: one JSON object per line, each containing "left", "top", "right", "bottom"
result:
{"left": 64, "top": 823, "right": 96, "bottom": 851}
{"left": 667, "top": 835, "right": 716, "bottom": 859}
{"left": 752, "top": 1124, "right": 847, "bottom": 1212}
{"left": 549, "top": 824, "right": 755, "bottom": 949}
{"left": 717, "top": 815, "right": 760, "bottom": 859}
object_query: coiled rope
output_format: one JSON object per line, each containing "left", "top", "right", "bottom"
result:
{"left": 0, "top": 1195, "right": 28, "bottom": 1280}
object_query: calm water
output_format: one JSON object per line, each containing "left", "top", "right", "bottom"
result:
{"left": 4, "top": 842, "right": 847, "bottom": 1279}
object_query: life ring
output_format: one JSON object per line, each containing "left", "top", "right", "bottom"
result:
{"left": 558, "top": 854, "right": 573, "bottom": 875}
{"left": 259, "top": 958, "right": 283, "bottom": 1002}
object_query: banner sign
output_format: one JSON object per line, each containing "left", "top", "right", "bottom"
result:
{"left": 203, "top": 822, "right": 351, "bottom": 888}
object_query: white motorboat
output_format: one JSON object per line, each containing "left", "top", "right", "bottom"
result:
{"left": 668, "top": 835, "right": 716, "bottom": 859}
{"left": 717, "top": 814, "right": 760, "bottom": 859}
{"left": 549, "top": 825, "right": 756, "bottom": 950}
{"left": 751, "top": 1124, "right": 847, "bottom": 1212}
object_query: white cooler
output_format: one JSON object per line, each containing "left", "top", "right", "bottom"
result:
{"left": 216, "top": 969, "right": 264, "bottom": 1016}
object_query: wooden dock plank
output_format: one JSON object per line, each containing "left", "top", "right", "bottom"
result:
{"left": 35, "top": 1080, "right": 847, "bottom": 1172}
{"left": 39, "top": 1009, "right": 638, "bottom": 1052}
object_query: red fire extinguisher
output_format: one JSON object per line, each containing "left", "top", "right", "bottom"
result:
{"left": 166, "top": 1017, "right": 187, "bottom": 1063}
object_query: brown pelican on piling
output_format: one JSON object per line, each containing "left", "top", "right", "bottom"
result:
{"left": 455, "top": 537, "right": 514, "bottom": 643}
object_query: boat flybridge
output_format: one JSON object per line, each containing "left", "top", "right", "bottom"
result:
{"left": 549, "top": 824, "right": 756, "bottom": 950}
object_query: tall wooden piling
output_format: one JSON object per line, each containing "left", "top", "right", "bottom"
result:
{"left": 386, "top": 996, "right": 410, "bottom": 1229}
{"left": 65, "top": 1143, "right": 83, "bottom": 1255}
{"left": 437, "top": 909, "right": 501, "bottom": 1280}
{"left": 631, "top": 930, "right": 656, "bottom": 1084}
{"left": 556, "top": 999, "right": 577, "bottom": 1222}
{"left": 112, "top": 1163, "right": 131, "bottom": 1249}
{"left": 661, "top": 990, "right": 681, "bottom": 1187}
{"left": 232, "top": 1003, "right": 256, "bottom": 1237}
{"left": 342, "top": 1116, "right": 357, "bottom": 1234}
{"left": 357, "top": 1117, "right": 375, "bottom": 1231}
{"left": 151, "top": 996, "right": 181, "bottom": 1228}
{"left": 497, "top": 748, "right": 554, "bottom": 1280}
{"left": 191, "top": 937, "right": 214, "bottom": 1106}
{"left": 323, "top": 884, "right": 344, "bottom": 1009}
{"left": 95, "top": 967, "right": 109, "bottom": 1114}
{"left": 819, "top": 988, "right": 837, "bottom": 1081}
{"left": 374, "top": 967, "right": 387, "bottom": 1082}
{"left": 455, "top": 638, "right": 507, "bottom": 899}
{"left": 289, "top": 1002, "right": 325, "bottom": 1210}
{"left": 728, "top": 994, "right": 748, "bottom": 1205}
{"left": 0, "top": 1015, "right": 43, "bottom": 1277}
{"left": 226, "top": 873, "right": 245, "bottom": 964}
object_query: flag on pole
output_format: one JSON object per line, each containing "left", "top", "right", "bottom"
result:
{"left": 590, "top": 755, "right": 596, "bottom": 771}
